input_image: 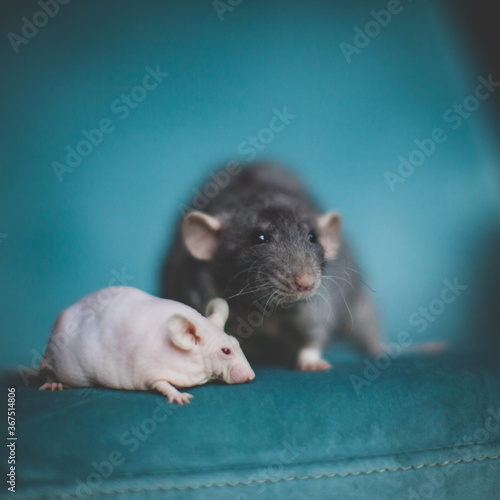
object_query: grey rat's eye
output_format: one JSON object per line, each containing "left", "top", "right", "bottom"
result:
{"left": 308, "top": 231, "right": 317, "bottom": 243}
{"left": 250, "top": 230, "right": 269, "bottom": 245}
{"left": 221, "top": 347, "right": 231, "bottom": 355}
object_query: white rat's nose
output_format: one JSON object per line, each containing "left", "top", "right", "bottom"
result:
{"left": 229, "top": 365, "right": 255, "bottom": 384}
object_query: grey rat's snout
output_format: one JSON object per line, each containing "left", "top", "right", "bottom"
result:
{"left": 293, "top": 269, "right": 319, "bottom": 294}
{"left": 254, "top": 223, "right": 324, "bottom": 304}
{"left": 273, "top": 260, "right": 322, "bottom": 303}
{"left": 294, "top": 272, "right": 315, "bottom": 292}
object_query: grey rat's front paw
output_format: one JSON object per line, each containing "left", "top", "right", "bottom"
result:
{"left": 296, "top": 359, "right": 332, "bottom": 371}
{"left": 296, "top": 347, "right": 332, "bottom": 371}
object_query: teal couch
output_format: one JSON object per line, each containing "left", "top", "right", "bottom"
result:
{"left": 2, "top": 0, "right": 500, "bottom": 498}
{"left": 6, "top": 353, "right": 500, "bottom": 499}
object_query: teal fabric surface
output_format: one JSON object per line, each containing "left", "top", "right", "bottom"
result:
{"left": 6, "top": 355, "right": 500, "bottom": 499}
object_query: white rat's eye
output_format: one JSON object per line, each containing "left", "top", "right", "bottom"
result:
{"left": 221, "top": 347, "right": 232, "bottom": 355}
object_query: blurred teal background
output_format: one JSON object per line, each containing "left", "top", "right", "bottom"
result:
{"left": 1, "top": 0, "right": 499, "bottom": 369}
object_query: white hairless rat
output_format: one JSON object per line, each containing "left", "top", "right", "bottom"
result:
{"left": 39, "top": 287, "right": 255, "bottom": 404}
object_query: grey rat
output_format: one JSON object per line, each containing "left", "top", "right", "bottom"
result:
{"left": 160, "top": 163, "right": 381, "bottom": 370}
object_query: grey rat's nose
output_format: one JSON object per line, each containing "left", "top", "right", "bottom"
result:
{"left": 294, "top": 272, "right": 315, "bottom": 292}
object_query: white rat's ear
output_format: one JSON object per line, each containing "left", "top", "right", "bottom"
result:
{"left": 205, "top": 298, "right": 229, "bottom": 329}
{"left": 182, "top": 211, "right": 223, "bottom": 261}
{"left": 317, "top": 211, "right": 341, "bottom": 260}
{"left": 167, "top": 314, "right": 204, "bottom": 350}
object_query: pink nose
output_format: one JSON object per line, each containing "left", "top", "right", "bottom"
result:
{"left": 294, "top": 273, "right": 315, "bottom": 292}
{"left": 229, "top": 365, "right": 256, "bottom": 384}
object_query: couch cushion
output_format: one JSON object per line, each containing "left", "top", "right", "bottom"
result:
{"left": 7, "top": 353, "right": 500, "bottom": 499}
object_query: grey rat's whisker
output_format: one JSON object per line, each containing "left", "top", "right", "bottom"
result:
{"left": 226, "top": 281, "right": 274, "bottom": 300}
{"left": 328, "top": 277, "right": 354, "bottom": 335}
{"left": 322, "top": 274, "right": 356, "bottom": 293}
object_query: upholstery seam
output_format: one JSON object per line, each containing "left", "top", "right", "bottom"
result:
{"left": 23, "top": 453, "right": 500, "bottom": 499}
{"left": 97, "top": 439, "right": 500, "bottom": 477}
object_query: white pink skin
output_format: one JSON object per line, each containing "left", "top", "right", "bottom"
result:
{"left": 39, "top": 287, "right": 255, "bottom": 405}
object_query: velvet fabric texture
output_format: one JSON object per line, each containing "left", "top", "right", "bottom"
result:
{"left": 7, "top": 354, "right": 500, "bottom": 499}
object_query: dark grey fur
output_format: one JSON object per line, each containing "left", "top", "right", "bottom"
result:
{"left": 160, "top": 163, "right": 380, "bottom": 366}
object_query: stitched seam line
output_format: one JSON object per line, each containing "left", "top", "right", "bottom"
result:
{"left": 96, "top": 439, "right": 500, "bottom": 478}
{"left": 23, "top": 453, "right": 500, "bottom": 500}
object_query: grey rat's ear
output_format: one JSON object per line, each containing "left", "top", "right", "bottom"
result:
{"left": 182, "top": 211, "right": 223, "bottom": 261}
{"left": 205, "top": 298, "right": 229, "bottom": 329}
{"left": 317, "top": 211, "right": 341, "bottom": 260}
{"left": 167, "top": 314, "right": 204, "bottom": 350}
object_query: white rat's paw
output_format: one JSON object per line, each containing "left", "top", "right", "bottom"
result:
{"left": 296, "top": 359, "right": 332, "bottom": 371}
{"left": 170, "top": 392, "right": 194, "bottom": 406}
{"left": 150, "top": 379, "right": 194, "bottom": 405}
{"left": 39, "top": 382, "right": 65, "bottom": 391}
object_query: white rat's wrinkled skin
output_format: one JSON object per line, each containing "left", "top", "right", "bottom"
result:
{"left": 39, "top": 287, "right": 255, "bottom": 405}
